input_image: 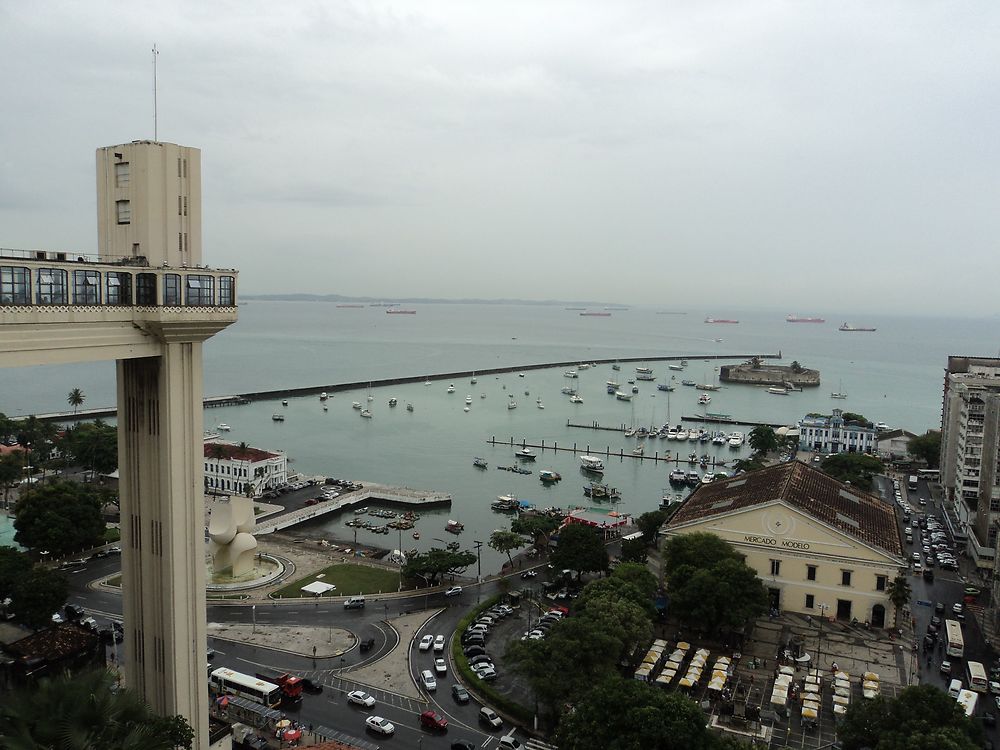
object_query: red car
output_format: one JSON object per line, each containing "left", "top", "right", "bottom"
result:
{"left": 419, "top": 710, "right": 448, "bottom": 730}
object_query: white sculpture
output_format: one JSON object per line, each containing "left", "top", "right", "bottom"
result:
{"left": 208, "top": 496, "right": 258, "bottom": 576}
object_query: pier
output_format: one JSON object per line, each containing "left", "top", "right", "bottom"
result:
{"left": 486, "top": 436, "right": 731, "bottom": 468}
{"left": 681, "top": 414, "right": 786, "bottom": 429}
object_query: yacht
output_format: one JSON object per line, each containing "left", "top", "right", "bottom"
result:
{"left": 424, "top": 379, "right": 432, "bottom": 386}
{"left": 669, "top": 364, "right": 684, "bottom": 371}
{"left": 564, "top": 370, "right": 578, "bottom": 378}
{"left": 352, "top": 401, "right": 362, "bottom": 410}
{"left": 570, "top": 394, "right": 583, "bottom": 403}
{"left": 728, "top": 432, "right": 745, "bottom": 447}
{"left": 465, "top": 395, "right": 473, "bottom": 404}
{"left": 447, "top": 384, "right": 456, "bottom": 393}
{"left": 685, "top": 471, "right": 701, "bottom": 486}
{"left": 319, "top": 392, "right": 328, "bottom": 401}
{"left": 217, "top": 423, "right": 231, "bottom": 431}
{"left": 580, "top": 455, "right": 605, "bottom": 473}
{"left": 669, "top": 469, "right": 687, "bottom": 484}
{"left": 767, "top": 387, "right": 788, "bottom": 395}
{"left": 712, "top": 432, "right": 727, "bottom": 445}
{"left": 515, "top": 448, "right": 537, "bottom": 461}
{"left": 389, "top": 397, "right": 398, "bottom": 407}
{"left": 360, "top": 408, "right": 372, "bottom": 418}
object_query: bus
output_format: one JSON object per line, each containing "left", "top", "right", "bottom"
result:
{"left": 956, "top": 689, "right": 978, "bottom": 718}
{"left": 945, "top": 620, "right": 965, "bottom": 659}
{"left": 966, "top": 661, "right": 988, "bottom": 693}
{"left": 908, "top": 475, "right": 919, "bottom": 491}
{"left": 918, "top": 469, "right": 940, "bottom": 482}
{"left": 209, "top": 667, "right": 282, "bottom": 707}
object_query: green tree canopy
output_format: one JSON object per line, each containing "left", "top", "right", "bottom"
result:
{"left": 67, "top": 388, "right": 86, "bottom": 414}
{"left": 820, "top": 452, "right": 884, "bottom": 490}
{"left": 511, "top": 514, "right": 562, "bottom": 553}
{"left": 731, "top": 456, "right": 766, "bottom": 474}
{"left": 748, "top": 426, "right": 779, "bottom": 456}
{"left": 662, "top": 532, "right": 741, "bottom": 573}
{"left": 402, "top": 547, "right": 477, "bottom": 586}
{"left": 841, "top": 412, "right": 869, "bottom": 425}
{"left": 488, "top": 529, "right": 526, "bottom": 568}
{"left": 908, "top": 431, "right": 942, "bottom": 468}
{"left": 0, "top": 453, "right": 22, "bottom": 507}
{"left": 635, "top": 510, "right": 667, "bottom": 546}
{"left": 10, "top": 565, "right": 68, "bottom": 631}
{"left": 13, "top": 480, "right": 107, "bottom": 556}
{"left": 0, "top": 546, "right": 32, "bottom": 603}
{"left": 555, "top": 675, "right": 722, "bottom": 750}
{"left": 886, "top": 574, "right": 911, "bottom": 625}
{"left": 611, "top": 562, "right": 659, "bottom": 601}
{"left": 838, "top": 684, "right": 981, "bottom": 750}
{"left": 62, "top": 420, "right": 119, "bottom": 476}
{"left": 619, "top": 536, "right": 648, "bottom": 565}
{"left": 551, "top": 523, "right": 609, "bottom": 578}
{"left": 0, "top": 666, "right": 194, "bottom": 749}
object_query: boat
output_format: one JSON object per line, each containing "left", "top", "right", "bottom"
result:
{"left": 680, "top": 360, "right": 688, "bottom": 366}
{"left": 323, "top": 405, "right": 328, "bottom": 411}
{"left": 681, "top": 380, "right": 697, "bottom": 387}
{"left": 728, "top": 432, "right": 745, "bottom": 447}
{"left": 831, "top": 379, "right": 848, "bottom": 399}
{"left": 704, "top": 317, "right": 739, "bottom": 324}
{"left": 471, "top": 372, "right": 478, "bottom": 384}
{"left": 352, "top": 401, "right": 362, "bottom": 409}
{"left": 700, "top": 473, "right": 715, "bottom": 485}
{"left": 385, "top": 309, "right": 416, "bottom": 314}
{"left": 561, "top": 386, "right": 578, "bottom": 395}
{"left": 564, "top": 370, "right": 578, "bottom": 378}
{"left": 636, "top": 372, "right": 656, "bottom": 381}
{"left": 389, "top": 397, "right": 398, "bottom": 407}
{"left": 698, "top": 394, "right": 711, "bottom": 405}
{"left": 473, "top": 457, "right": 488, "bottom": 469}
{"left": 518, "top": 372, "right": 525, "bottom": 377}
{"left": 412, "top": 531, "right": 420, "bottom": 539}
{"left": 515, "top": 448, "right": 536, "bottom": 461}
{"left": 687, "top": 452, "right": 698, "bottom": 464}
{"left": 447, "top": 384, "right": 456, "bottom": 393}
{"left": 584, "top": 481, "right": 621, "bottom": 499}
{"left": 481, "top": 393, "right": 487, "bottom": 399}
{"left": 579, "top": 311, "right": 611, "bottom": 316}
{"left": 465, "top": 395, "right": 473, "bottom": 404}
{"left": 838, "top": 323, "right": 876, "bottom": 332}
{"left": 281, "top": 399, "right": 288, "bottom": 406}
{"left": 767, "top": 387, "right": 788, "bottom": 395}
{"left": 271, "top": 414, "right": 284, "bottom": 422}
{"left": 537, "top": 401, "right": 545, "bottom": 409}
{"left": 657, "top": 383, "right": 675, "bottom": 392}
{"left": 507, "top": 400, "right": 517, "bottom": 410}
{"left": 685, "top": 471, "right": 701, "bottom": 486}
{"left": 712, "top": 432, "right": 727, "bottom": 445}
{"left": 875, "top": 421, "right": 890, "bottom": 431}
{"left": 606, "top": 380, "right": 620, "bottom": 389}
{"left": 696, "top": 383, "right": 721, "bottom": 391}
{"left": 611, "top": 363, "right": 621, "bottom": 371}
{"left": 668, "top": 364, "right": 684, "bottom": 371}
{"left": 445, "top": 519, "right": 464, "bottom": 534}
{"left": 360, "top": 408, "right": 372, "bottom": 418}
{"left": 336, "top": 304, "right": 364, "bottom": 308}
{"left": 635, "top": 366, "right": 653, "bottom": 375}
{"left": 615, "top": 391, "right": 632, "bottom": 401}
{"left": 498, "top": 465, "right": 532, "bottom": 475}
{"left": 669, "top": 469, "right": 687, "bottom": 484}
{"left": 463, "top": 406, "right": 470, "bottom": 412}
{"left": 570, "top": 394, "right": 583, "bottom": 403}
{"left": 319, "top": 392, "right": 328, "bottom": 401}
{"left": 580, "top": 455, "right": 605, "bottom": 473}
{"left": 424, "top": 379, "right": 432, "bottom": 386}
{"left": 786, "top": 315, "right": 826, "bottom": 323}
{"left": 632, "top": 444, "right": 645, "bottom": 456}
{"left": 367, "top": 384, "right": 374, "bottom": 401}
{"left": 578, "top": 363, "right": 591, "bottom": 370}
{"left": 406, "top": 403, "right": 414, "bottom": 412}
{"left": 217, "top": 423, "right": 231, "bottom": 431}
{"left": 539, "top": 470, "right": 561, "bottom": 483}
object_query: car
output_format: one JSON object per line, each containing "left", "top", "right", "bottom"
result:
{"left": 520, "top": 570, "right": 538, "bottom": 579}
{"left": 51, "top": 612, "right": 64, "bottom": 624}
{"left": 421, "top": 669, "right": 437, "bottom": 691}
{"left": 497, "top": 604, "right": 514, "bottom": 616}
{"left": 923, "top": 568, "right": 934, "bottom": 582}
{"left": 435, "top": 657, "right": 448, "bottom": 675}
{"left": 499, "top": 736, "right": 524, "bottom": 750}
{"left": 477, "top": 616, "right": 495, "bottom": 626}
{"left": 469, "top": 654, "right": 494, "bottom": 667}
{"left": 365, "top": 716, "right": 395, "bottom": 736}
{"left": 303, "top": 498, "right": 318, "bottom": 506}
{"left": 923, "top": 634, "right": 938, "bottom": 650}
{"left": 467, "top": 624, "right": 489, "bottom": 635}
{"left": 911, "top": 552, "right": 921, "bottom": 562}
{"left": 444, "top": 586, "right": 463, "bottom": 597}
{"left": 301, "top": 678, "right": 323, "bottom": 694}
{"left": 419, "top": 634, "right": 434, "bottom": 651}
{"left": 348, "top": 690, "right": 376, "bottom": 708}
{"left": 360, "top": 637, "right": 376, "bottom": 652}
{"left": 451, "top": 742, "right": 476, "bottom": 750}
{"left": 464, "top": 645, "right": 487, "bottom": 658}
{"left": 931, "top": 615, "right": 942, "bottom": 628}
{"left": 927, "top": 621, "right": 940, "bottom": 634}
{"left": 451, "top": 684, "right": 470, "bottom": 703}
{"left": 934, "top": 602, "right": 945, "bottom": 614}
{"left": 64, "top": 604, "right": 86, "bottom": 620}
{"left": 433, "top": 634, "right": 446, "bottom": 653}
{"left": 479, "top": 707, "right": 503, "bottom": 729}
{"left": 419, "top": 710, "right": 449, "bottom": 730}
{"left": 79, "top": 616, "right": 98, "bottom": 632}
{"left": 463, "top": 635, "right": 486, "bottom": 647}
{"left": 941, "top": 660, "right": 952, "bottom": 675}
{"left": 474, "top": 664, "right": 498, "bottom": 681}
{"left": 953, "top": 603, "right": 965, "bottom": 615}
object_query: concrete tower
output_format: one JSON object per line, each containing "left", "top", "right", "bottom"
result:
{"left": 0, "top": 140, "right": 237, "bottom": 749}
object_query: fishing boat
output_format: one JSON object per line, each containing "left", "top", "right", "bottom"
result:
{"left": 360, "top": 408, "right": 372, "bottom": 418}
{"left": 767, "top": 387, "right": 788, "bottom": 395}
{"left": 217, "top": 423, "right": 231, "bottom": 431}
{"left": 271, "top": 414, "right": 284, "bottom": 422}
{"left": 580, "top": 455, "right": 605, "bottom": 473}
{"left": 445, "top": 519, "right": 464, "bottom": 534}
{"left": 389, "top": 397, "right": 397, "bottom": 407}
{"left": 406, "top": 403, "right": 414, "bottom": 412}
{"left": 539, "top": 470, "right": 562, "bottom": 483}
{"left": 515, "top": 448, "right": 536, "bottom": 461}
{"left": 583, "top": 481, "right": 621, "bottom": 499}
{"left": 473, "top": 457, "right": 488, "bottom": 469}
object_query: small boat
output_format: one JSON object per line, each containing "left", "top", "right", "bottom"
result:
{"left": 507, "top": 400, "right": 517, "bottom": 410}
{"left": 352, "top": 401, "right": 362, "bottom": 409}
{"left": 447, "top": 384, "right": 456, "bottom": 393}
{"left": 668, "top": 364, "right": 684, "bottom": 371}
{"left": 445, "top": 519, "right": 464, "bottom": 534}
{"left": 463, "top": 406, "right": 470, "bottom": 412}
{"left": 360, "top": 408, "right": 373, "bottom": 418}
{"left": 271, "top": 414, "right": 284, "bottom": 422}
{"left": 767, "top": 387, "right": 788, "bottom": 395}
{"left": 657, "top": 383, "right": 675, "bottom": 391}
{"left": 323, "top": 405, "right": 328, "bottom": 411}
{"left": 607, "top": 384, "right": 618, "bottom": 394}
{"left": 471, "top": 372, "right": 478, "bottom": 384}
{"left": 615, "top": 391, "right": 632, "bottom": 401}
{"left": 424, "top": 379, "right": 432, "bottom": 386}
{"left": 519, "top": 372, "right": 525, "bottom": 377}
{"left": 636, "top": 372, "right": 656, "bottom": 381}
{"left": 578, "top": 363, "right": 590, "bottom": 370}
{"left": 539, "top": 470, "right": 562, "bottom": 483}
{"left": 698, "top": 394, "right": 711, "bottom": 405}
{"left": 687, "top": 452, "right": 698, "bottom": 464}
{"left": 465, "top": 395, "right": 473, "bottom": 404}
{"left": 217, "top": 423, "right": 231, "bottom": 431}
{"left": 631, "top": 385, "right": 639, "bottom": 394}
{"left": 564, "top": 370, "right": 578, "bottom": 378}
{"left": 580, "top": 455, "right": 605, "bottom": 473}
{"left": 681, "top": 379, "right": 697, "bottom": 386}
{"left": 831, "top": 392, "right": 848, "bottom": 399}
{"left": 537, "top": 400, "right": 545, "bottom": 409}
{"left": 480, "top": 393, "right": 486, "bottom": 399}
{"left": 319, "top": 392, "right": 328, "bottom": 401}
{"left": 686, "top": 471, "right": 701, "bottom": 486}
{"left": 412, "top": 531, "right": 420, "bottom": 539}
{"left": 570, "top": 394, "right": 583, "bottom": 403}
{"left": 728, "top": 432, "right": 745, "bottom": 447}
{"left": 473, "top": 457, "right": 488, "bottom": 468}
{"left": 282, "top": 399, "right": 288, "bottom": 406}
{"left": 406, "top": 403, "right": 414, "bottom": 412}
{"left": 389, "top": 397, "right": 398, "bottom": 407}
{"left": 515, "top": 448, "right": 536, "bottom": 460}
{"left": 524, "top": 390, "right": 530, "bottom": 396}
{"left": 669, "top": 469, "right": 687, "bottom": 484}
{"left": 635, "top": 366, "right": 653, "bottom": 374}
{"left": 632, "top": 444, "right": 645, "bottom": 456}
{"left": 611, "top": 363, "right": 621, "bottom": 371}
{"left": 696, "top": 383, "right": 721, "bottom": 391}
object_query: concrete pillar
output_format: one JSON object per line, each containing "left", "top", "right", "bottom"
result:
{"left": 117, "top": 345, "right": 208, "bottom": 746}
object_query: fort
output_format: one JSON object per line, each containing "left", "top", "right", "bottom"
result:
{"left": 720, "top": 359, "right": 820, "bottom": 387}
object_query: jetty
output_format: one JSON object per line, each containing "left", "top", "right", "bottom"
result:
{"left": 486, "top": 436, "right": 730, "bottom": 468}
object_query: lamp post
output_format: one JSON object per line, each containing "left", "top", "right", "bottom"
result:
{"left": 251, "top": 604, "right": 256, "bottom": 635}
{"left": 816, "top": 603, "right": 829, "bottom": 674}
{"left": 397, "top": 527, "right": 403, "bottom": 592}
{"left": 473, "top": 540, "right": 483, "bottom": 603}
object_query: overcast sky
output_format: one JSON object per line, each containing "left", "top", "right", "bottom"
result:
{"left": 1, "top": 1, "right": 998, "bottom": 313}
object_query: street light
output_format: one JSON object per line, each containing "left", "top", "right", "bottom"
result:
{"left": 473, "top": 540, "right": 483, "bottom": 603}
{"left": 251, "top": 604, "right": 256, "bottom": 635}
{"left": 816, "top": 603, "right": 829, "bottom": 674}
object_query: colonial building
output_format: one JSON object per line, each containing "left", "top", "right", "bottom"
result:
{"left": 203, "top": 439, "right": 286, "bottom": 497}
{"left": 663, "top": 461, "right": 905, "bottom": 627}
{"left": 939, "top": 355, "right": 1000, "bottom": 569}
{"left": 876, "top": 429, "right": 918, "bottom": 462}
{"left": 798, "top": 409, "right": 877, "bottom": 455}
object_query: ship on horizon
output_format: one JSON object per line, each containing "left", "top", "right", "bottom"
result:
{"left": 386, "top": 308, "right": 416, "bottom": 314}
{"left": 580, "top": 311, "right": 611, "bottom": 317}
{"left": 838, "top": 322, "right": 876, "bottom": 332}
{"left": 336, "top": 304, "right": 364, "bottom": 308}
{"left": 704, "top": 317, "right": 739, "bottom": 324}
{"left": 786, "top": 314, "right": 825, "bottom": 323}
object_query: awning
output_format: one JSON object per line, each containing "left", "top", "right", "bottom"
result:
{"left": 300, "top": 581, "right": 336, "bottom": 595}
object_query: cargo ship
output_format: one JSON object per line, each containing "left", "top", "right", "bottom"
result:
{"left": 704, "top": 317, "right": 739, "bottom": 324}
{"left": 580, "top": 312, "right": 611, "bottom": 317}
{"left": 786, "top": 315, "right": 825, "bottom": 323}
{"left": 838, "top": 323, "right": 876, "bottom": 332}
{"left": 386, "top": 309, "right": 416, "bottom": 314}
{"left": 336, "top": 304, "right": 364, "bottom": 308}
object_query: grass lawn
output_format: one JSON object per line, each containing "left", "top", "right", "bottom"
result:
{"left": 271, "top": 563, "right": 401, "bottom": 599}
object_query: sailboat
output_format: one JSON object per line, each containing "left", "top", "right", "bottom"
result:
{"left": 831, "top": 380, "right": 848, "bottom": 399}
{"left": 470, "top": 371, "right": 477, "bottom": 385}
{"left": 366, "top": 383, "right": 374, "bottom": 402}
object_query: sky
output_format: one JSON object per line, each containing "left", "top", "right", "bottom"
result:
{"left": 1, "top": 1, "right": 999, "bottom": 313}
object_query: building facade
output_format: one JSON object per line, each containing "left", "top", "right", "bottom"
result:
{"left": 798, "top": 409, "right": 877, "bottom": 455}
{"left": 204, "top": 440, "right": 287, "bottom": 496}
{"left": 663, "top": 461, "right": 905, "bottom": 627}
{"left": 876, "top": 429, "right": 918, "bottom": 462}
{"left": 939, "top": 356, "right": 1000, "bottom": 570}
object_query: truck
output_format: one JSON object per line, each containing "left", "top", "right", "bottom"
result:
{"left": 254, "top": 670, "right": 304, "bottom": 704}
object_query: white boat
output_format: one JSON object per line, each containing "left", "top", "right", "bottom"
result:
{"left": 389, "top": 397, "right": 398, "bottom": 407}
{"left": 668, "top": 364, "right": 684, "bottom": 371}
{"left": 564, "top": 370, "right": 578, "bottom": 378}
{"left": 635, "top": 366, "right": 653, "bottom": 374}
{"left": 406, "top": 403, "right": 414, "bottom": 412}
{"left": 698, "top": 394, "right": 711, "bottom": 405}
{"left": 217, "top": 423, "right": 231, "bottom": 431}
{"left": 319, "top": 392, "right": 328, "bottom": 401}
{"left": 424, "top": 379, "right": 432, "bottom": 386}
{"left": 515, "top": 448, "right": 536, "bottom": 460}
{"left": 580, "top": 455, "right": 605, "bottom": 473}
{"left": 463, "top": 406, "right": 470, "bottom": 412}
{"left": 471, "top": 372, "right": 478, "bottom": 384}
{"left": 480, "top": 393, "right": 487, "bottom": 399}
{"left": 507, "top": 400, "right": 517, "bottom": 410}
{"left": 352, "top": 401, "right": 362, "bottom": 410}
{"left": 712, "top": 432, "right": 727, "bottom": 445}
{"left": 831, "top": 379, "right": 847, "bottom": 399}
{"left": 632, "top": 444, "right": 645, "bottom": 456}
{"left": 570, "top": 394, "right": 583, "bottom": 403}
{"left": 447, "top": 384, "right": 456, "bottom": 393}
{"left": 281, "top": 399, "right": 288, "bottom": 406}
{"left": 767, "top": 387, "right": 788, "bottom": 395}
{"left": 537, "top": 401, "right": 545, "bottom": 409}
{"left": 666, "top": 427, "right": 679, "bottom": 440}
{"left": 360, "top": 408, "right": 372, "bottom": 418}
{"left": 578, "top": 363, "right": 591, "bottom": 370}
{"left": 615, "top": 391, "right": 632, "bottom": 401}
{"left": 728, "top": 432, "right": 745, "bottom": 447}
{"left": 465, "top": 395, "right": 473, "bottom": 404}
{"left": 271, "top": 414, "right": 285, "bottom": 422}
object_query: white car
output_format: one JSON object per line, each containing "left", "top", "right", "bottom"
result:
{"left": 434, "top": 657, "right": 448, "bottom": 675}
{"left": 365, "top": 716, "right": 395, "bottom": 736}
{"left": 445, "top": 586, "right": 463, "bottom": 597}
{"left": 474, "top": 664, "right": 498, "bottom": 681}
{"left": 419, "top": 634, "right": 434, "bottom": 651}
{"left": 347, "top": 690, "right": 375, "bottom": 708}
{"left": 479, "top": 706, "right": 503, "bottom": 729}
{"left": 433, "top": 634, "right": 446, "bottom": 653}
{"left": 499, "top": 735, "right": 524, "bottom": 749}
{"left": 421, "top": 669, "right": 437, "bottom": 691}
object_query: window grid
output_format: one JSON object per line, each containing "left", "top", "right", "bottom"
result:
{"left": 36, "top": 268, "right": 68, "bottom": 304}
{"left": 72, "top": 270, "right": 101, "bottom": 305}
{"left": 0, "top": 266, "right": 31, "bottom": 304}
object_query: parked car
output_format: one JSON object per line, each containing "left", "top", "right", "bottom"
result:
{"left": 498, "top": 736, "right": 524, "bottom": 750}
{"left": 469, "top": 654, "right": 494, "bottom": 668}
{"left": 463, "top": 645, "right": 487, "bottom": 658}
{"left": 473, "top": 664, "right": 498, "bottom": 681}
{"left": 479, "top": 707, "right": 503, "bottom": 729}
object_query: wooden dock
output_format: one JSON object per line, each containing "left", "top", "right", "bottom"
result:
{"left": 681, "top": 414, "right": 786, "bottom": 429}
{"left": 487, "top": 436, "right": 730, "bottom": 468}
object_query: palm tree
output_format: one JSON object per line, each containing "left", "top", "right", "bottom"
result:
{"left": 886, "top": 574, "right": 911, "bottom": 628}
{"left": 67, "top": 387, "right": 85, "bottom": 414}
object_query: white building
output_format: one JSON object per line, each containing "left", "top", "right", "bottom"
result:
{"left": 876, "top": 429, "right": 918, "bottom": 461}
{"left": 203, "top": 439, "right": 286, "bottom": 497}
{"left": 798, "top": 409, "right": 877, "bottom": 455}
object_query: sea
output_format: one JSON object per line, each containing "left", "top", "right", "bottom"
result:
{"left": 2, "top": 303, "right": 997, "bottom": 572}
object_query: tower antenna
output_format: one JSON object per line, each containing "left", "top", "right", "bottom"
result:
{"left": 152, "top": 44, "right": 159, "bottom": 141}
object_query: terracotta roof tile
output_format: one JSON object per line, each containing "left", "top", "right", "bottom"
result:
{"left": 668, "top": 460, "right": 902, "bottom": 558}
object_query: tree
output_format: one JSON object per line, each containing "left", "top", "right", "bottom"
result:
{"left": 620, "top": 536, "right": 648, "bottom": 564}
{"left": 62, "top": 420, "right": 118, "bottom": 478}
{"left": 820, "top": 453, "right": 884, "bottom": 490}
{"left": 790, "top": 360, "right": 803, "bottom": 373}
{"left": 0, "top": 453, "right": 21, "bottom": 509}
{"left": 511, "top": 514, "right": 561, "bottom": 554}
{"left": 551, "top": 524, "right": 608, "bottom": 579}
{"left": 67, "top": 387, "right": 86, "bottom": 414}
{"left": 908, "top": 431, "right": 942, "bottom": 468}
{"left": 0, "top": 546, "right": 32, "bottom": 603}
{"left": 748, "top": 426, "right": 779, "bottom": 456}
{"left": 402, "top": 547, "right": 477, "bottom": 586}
{"left": 837, "top": 684, "right": 981, "bottom": 750}
{"left": 488, "top": 529, "right": 526, "bottom": 568}
{"left": 556, "top": 675, "right": 722, "bottom": 750}
{"left": 13, "top": 480, "right": 106, "bottom": 556}
{"left": 662, "top": 532, "right": 741, "bottom": 574}
{"left": 611, "top": 562, "right": 659, "bottom": 601}
{"left": 886, "top": 574, "right": 911, "bottom": 626}
{"left": 635, "top": 510, "right": 667, "bottom": 546}
{"left": 0, "top": 667, "right": 194, "bottom": 749}
{"left": 731, "top": 456, "right": 766, "bottom": 474}
{"left": 842, "top": 412, "right": 869, "bottom": 425}
{"left": 10, "top": 565, "right": 68, "bottom": 631}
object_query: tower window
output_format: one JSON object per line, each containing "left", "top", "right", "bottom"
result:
{"left": 115, "top": 162, "right": 130, "bottom": 188}
{"left": 116, "top": 200, "right": 131, "bottom": 224}
{"left": 163, "top": 274, "right": 181, "bottom": 306}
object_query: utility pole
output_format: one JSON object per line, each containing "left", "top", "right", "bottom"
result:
{"left": 473, "top": 540, "right": 483, "bottom": 603}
